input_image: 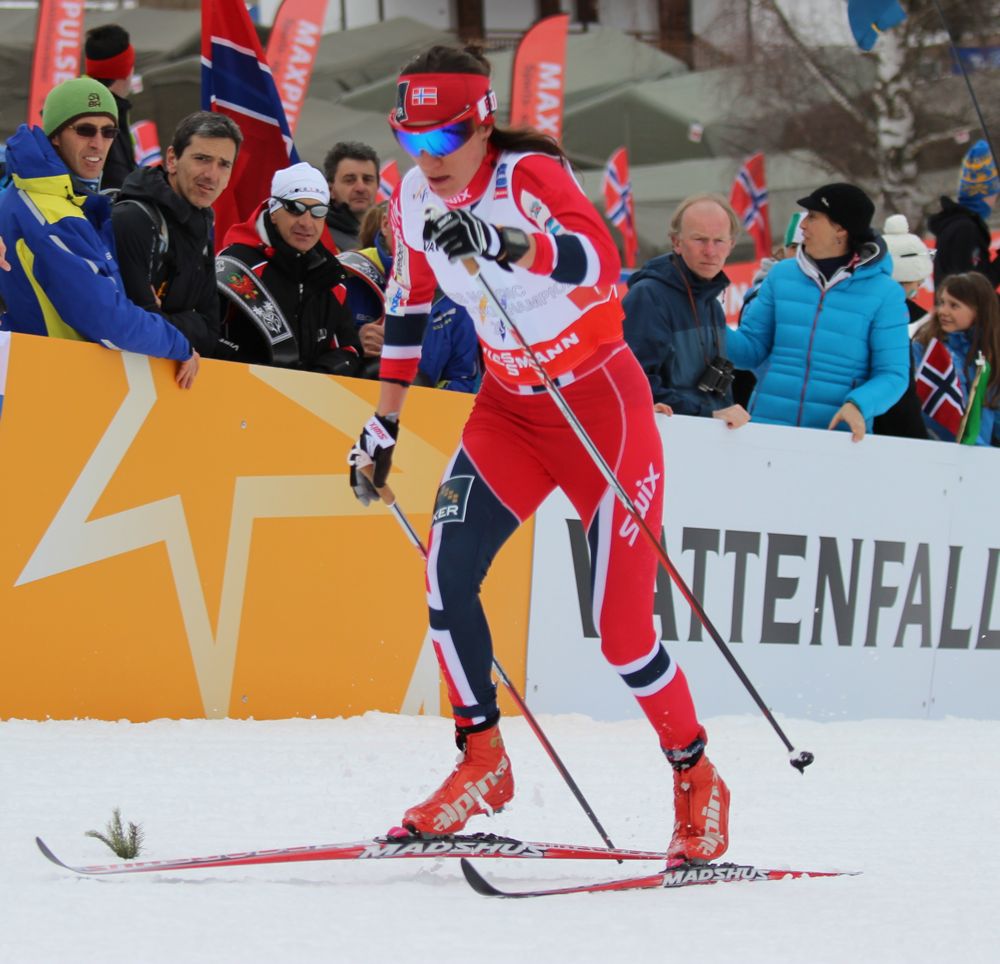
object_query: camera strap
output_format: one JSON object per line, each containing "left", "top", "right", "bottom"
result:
{"left": 674, "top": 257, "right": 720, "bottom": 366}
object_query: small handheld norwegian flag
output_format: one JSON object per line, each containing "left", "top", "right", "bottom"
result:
{"left": 130, "top": 120, "right": 161, "bottom": 168}
{"left": 377, "top": 160, "right": 401, "bottom": 204}
{"left": 730, "top": 153, "right": 772, "bottom": 262}
{"left": 602, "top": 147, "right": 637, "bottom": 268}
{"left": 915, "top": 337, "right": 964, "bottom": 436}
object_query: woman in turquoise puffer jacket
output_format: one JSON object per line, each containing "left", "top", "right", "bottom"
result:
{"left": 727, "top": 183, "right": 909, "bottom": 441}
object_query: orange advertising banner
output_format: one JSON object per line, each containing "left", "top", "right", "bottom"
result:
{"left": 509, "top": 13, "right": 569, "bottom": 142}
{"left": 0, "top": 336, "right": 532, "bottom": 722}
{"left": 27, "top": 0, "right": 85, "bottom": 128}
{"left": 265, "top": 0, "right": 329, "bottom": 135}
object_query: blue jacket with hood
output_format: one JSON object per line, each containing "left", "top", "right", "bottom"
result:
{"left": 0, "top": 125, "right": 191, "bottom": 360}
{"left": 727, "top": 239, "right": 908, "bottom": 430}
{"left": 622, "top": 253, "right": 733, "bottom": 416}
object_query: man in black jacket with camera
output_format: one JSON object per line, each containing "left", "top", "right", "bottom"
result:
{"left": 623, "top": 193, "right": 749, "bottom": 428}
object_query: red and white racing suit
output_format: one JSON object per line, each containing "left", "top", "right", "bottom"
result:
{"left": 382, "top": 147, "right": 701, "bottom": 751}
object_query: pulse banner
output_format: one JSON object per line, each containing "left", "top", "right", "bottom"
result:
{"left": 27, "top": 0, "right": 85, "bottom": 127}
{"left": 265, "top": 0, "right": 329, "bottom": 135}
{"left": 509, "top": 13, "right": 569, "bottom": 142}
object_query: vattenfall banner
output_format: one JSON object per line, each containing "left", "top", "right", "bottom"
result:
{"left": 527, "top": 415, "right": 1000, "bottom": 721}
{"left": 0, "top": 335, "right": 533, "bottom": 721}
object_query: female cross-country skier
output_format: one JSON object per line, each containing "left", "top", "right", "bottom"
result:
{"left": 348, "top": 44, "right": 730, "bottom": 862}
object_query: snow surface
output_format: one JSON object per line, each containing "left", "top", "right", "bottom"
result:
{"left": 3, "top": 712, "right": 998, "bottom": 963}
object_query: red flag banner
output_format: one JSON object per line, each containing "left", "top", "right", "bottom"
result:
{"left": 729, "top": 153, "right": 772, "bottom": 262}
{"left": 602, "top": 147, "right": 638, "bottom": 269}
{"left": 376, "top": 159, "right": 401, "bottom": 204}
{"left": 265, "top": 0, "right": 329, "bottom": 136}
{"left": 509, "top": 13, "right": 569, "bottom": 142}
{"left": 915, "top": 337, "right": 964, "bottom": 435}
{"left": 202, "top": 0, "right": 299, "bottom": 250}
{"left": 130, "top": 120, "right": 162, "bottom": 167}
{"left": 27, "top": 0, "right": 85, "bottom": 127}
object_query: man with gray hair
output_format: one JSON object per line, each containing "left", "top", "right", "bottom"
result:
{"left": 112, "top": 111, "right": 243, "bottom": 357}
{"left": 322, "top": 140, "right": 379, "bottom": 251}
{"left": 623, "top": 193, "right": 749, "bottom": 428}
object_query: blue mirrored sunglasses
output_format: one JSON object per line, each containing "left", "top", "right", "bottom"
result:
{"left": 391, "top": 117, "right": 477, "bottom": 158}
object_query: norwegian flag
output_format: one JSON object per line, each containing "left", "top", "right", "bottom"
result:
{"left": 915, "top": 337, "right": 964, "bottom": 436}
{"left": 411, "top": 87, "right": 438, "bottom": 106}
{"left": 602, "top": 147, "right": 638, "bottom": 268}
{"left": 729, "top": 153, "right": 772, "bottom": 262}
{"left": 376, "top": 159, "right": 401, "bottom": 204}
{"left": 130, "top": 120, "right": 162, "bottom": 168}
{"left": 202, "top": 0, "right": 299, "bottom": 250}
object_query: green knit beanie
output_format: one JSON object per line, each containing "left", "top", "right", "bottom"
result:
{"left": 42, "top": 77, "right": 118, "bottom": 137}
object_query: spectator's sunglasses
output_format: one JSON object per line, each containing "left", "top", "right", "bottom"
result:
{"left": 272, "top": 197, "right": 330, "bottom": 219}
{"left": 67, "top": 123, "right": 119, "bottom": 140}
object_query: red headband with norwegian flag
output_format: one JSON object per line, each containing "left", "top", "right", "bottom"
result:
{"left": 391, "top": 72, "right": 496, "bottom": 129}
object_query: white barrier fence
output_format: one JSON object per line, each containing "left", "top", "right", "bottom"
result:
{"left": 526, "top": 415, "right": 1000, "bottom": 721}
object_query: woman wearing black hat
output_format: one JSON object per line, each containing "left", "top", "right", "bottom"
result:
{"left": 726, "top": 182, "right": 910, "bottom": 441}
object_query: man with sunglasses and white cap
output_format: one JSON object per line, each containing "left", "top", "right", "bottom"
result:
{"left": 216, "top": 162, "right": 362, "bottom": 375}
{"left": 347, "top": 44, "right": 730, "bottom": 864}
{"left": 0, "top": 77, "right": 198, "bottom": 387}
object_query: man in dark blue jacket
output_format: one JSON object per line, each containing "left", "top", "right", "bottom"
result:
{"left": 623, "top": 194, "right": 749, "bottom": 428}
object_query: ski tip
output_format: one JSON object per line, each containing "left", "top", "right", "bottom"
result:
{"left": 460, "top": 858, "right": 508, "bottom": 897}
{"left": 36, "top": 836, "right": 67, "bottom": 869}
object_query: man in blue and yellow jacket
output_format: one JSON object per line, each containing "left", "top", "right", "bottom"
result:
{"left": 0, "top": 77, "right": 198, "bottom": 387}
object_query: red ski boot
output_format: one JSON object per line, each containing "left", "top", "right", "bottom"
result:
{"left": 665, "top": 730, "right": 730, "bottom": 863}
{"left": 402, "top": 723, "right": 515, "bottom": 835}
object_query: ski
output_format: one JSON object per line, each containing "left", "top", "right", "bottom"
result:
{"left": 460, "top": 857, "right": 859, "bottom": 898}
{"left": 35, "top": 832, "right": 666, "bottom": 877}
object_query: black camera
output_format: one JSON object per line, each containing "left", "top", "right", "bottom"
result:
{"left": 697, "top": 356, "right": 735, "bottom": 396}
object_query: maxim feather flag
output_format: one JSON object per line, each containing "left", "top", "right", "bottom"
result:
{"left": 602, "top": 147, "right": 638, "bottom": 269}
{"left": 730, "top": 153, "right": 772, "bottom": 262}
{"left": 27, "top": 0, "right": 85, "bottom": 127}
{"left": 848, "top": 0, "right": 907, "bottom": 52}
{"left": 202, "top": 0, "right": 299, "bottom": 249}
{"left": 265, "top": 0, "right": 329, "bottom": 135}
{"left": 915, "top": 337, "right": 964, "bottom": 436}
{"left": 377, "top": 159, "right": 401, "bottom": 203}
{"left": 510, "top": 13, "right": 569, "bottom": 143}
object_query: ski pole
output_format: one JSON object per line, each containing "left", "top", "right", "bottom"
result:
{"left": 459, "top": 257, "right": 814, "bottom": 774}
{"left": 360, "top": 464, "right": 623, "bottom": 855}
